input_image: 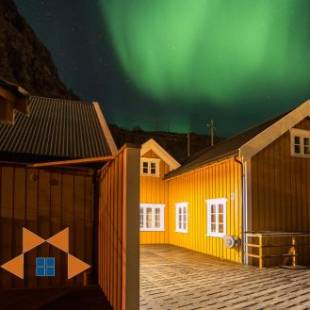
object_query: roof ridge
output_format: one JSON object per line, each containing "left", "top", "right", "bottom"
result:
{"left": 165, "top": 103, "right": 302, "bottom": 179}
{"left": 30, "top": 95, "right": 91, "bottom": 105}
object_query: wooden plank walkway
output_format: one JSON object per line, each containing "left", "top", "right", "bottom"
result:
{"left": 140, "top": 245, "right": 310, "bottom": 310}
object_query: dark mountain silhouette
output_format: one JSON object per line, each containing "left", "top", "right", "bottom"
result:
{"left": 0, "top": 0, "right": 76, "bottom": 98}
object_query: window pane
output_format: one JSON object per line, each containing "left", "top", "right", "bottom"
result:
{"left": 36, "top": 257, "right": 45, "bottom": 267}
{"left": 295, "top": 145, "right": 301, "bottom": 154}
{"left": 140, "top": 208, "right": 144, "bottom": 228}
{"left": 146, "top": 208, "right": 153, "bottom": 228}
{"left": 211, "top": 214, "right": 216, "bottom": 222}
{"left": 218, "top": 214, "right": 223, "bottom": 224}
{"left": 304, "top": 137, "right": 310, "bottom": 146}
{"left": 150, "top": 163, "right": 156, "bottom": 174}
{"left": 154, "top": 208, "right": 160, "bottom": 228}
{"left": 183, "top": 213, "right": 187, "bottom": 230}
{"left": 46, "top": 257, "right": 55, "bottom": 267}
{"left": 179, "top": 214, "right": 182, "bottom": 224}
{"left": 305, "top": 146, "right": 310, "bottom": 155}
{"left": 178, "top": 208, "right": 182, "bottom": 217}
{"left": 218, "top": 204, "right": 223, "bottom": 213}
{"left": 46, "top": 267, "right": 55, "bottom": 277}
{"left": 211, "top": 223, "right": 216, "bottom": 232}
{"left": 218, "top": 224, "right": 224, "bottom": 233}
{"left": 294, "top": 136, "right": 300, "bottom": 144}
{"left": 211, "top": 204, "right": 216, "bottom": 213}
{"left": 178, "top": 221, "right": 182, "bottom": 230}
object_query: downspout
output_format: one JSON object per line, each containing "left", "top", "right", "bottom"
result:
{"left": 234, "top": 156, "right": 247, "bottom": 265}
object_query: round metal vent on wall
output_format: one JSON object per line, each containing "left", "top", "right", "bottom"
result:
{"left": 223, "top": 235, "right": 240, "bottom": 249}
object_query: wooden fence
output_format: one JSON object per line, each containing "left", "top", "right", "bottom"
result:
{"left": 245, "top": 232, "right": 310, "bottom": 269}
{"left": 98, "top": 145, "right": 140, "bottom": 310}
{"left": 0, "top": 163, "right": 95, "bottom": 288}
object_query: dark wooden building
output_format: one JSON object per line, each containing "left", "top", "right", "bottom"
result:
{"left": 0, "top": 91, "right": 139, "bottom": 310}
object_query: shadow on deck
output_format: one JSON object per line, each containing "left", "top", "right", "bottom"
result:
{"left": 0, "top": 286, "right": 111, "bottom": 310}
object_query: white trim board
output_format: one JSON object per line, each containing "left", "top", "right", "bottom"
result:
{"left": 93, "top": 101, "right": 118, "bottom": 156}
{"left": 140, "top": 203, "right": 165, "bottom": 231}
{"left": 175, "top": 202, "right": 188, "bottom": 233}
{"left": 141, "top": 138, "right": 180, "bottom": 170}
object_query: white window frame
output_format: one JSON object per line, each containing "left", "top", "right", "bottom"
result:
{"left": 175, "top": 202, "right": 188, "bottom": 233}
{"left": 206, "top": 198, "right": 226, "bottom": 237}
{"left": 290, "top": 128, "right": 310, "bottom": 158}
{"left": 140, "top": 203, "right": 165, "bottom": 231}
{"left": 140, "top": 157, "right": 160, "bottom": 177}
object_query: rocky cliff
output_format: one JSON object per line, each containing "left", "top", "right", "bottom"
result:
{"left": 0, "top": 0, "right": 76, "bottom": 98}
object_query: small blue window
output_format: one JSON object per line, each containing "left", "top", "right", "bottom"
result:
{"left": 36, "top": 257, "right": 55, "bottom": 277}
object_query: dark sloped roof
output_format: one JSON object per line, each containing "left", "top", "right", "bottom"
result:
{"left": 0, "top": 96, "right": 111, "bottom": 160}
{"left": 165, "top": 112, "right": 287, "bottom": 179}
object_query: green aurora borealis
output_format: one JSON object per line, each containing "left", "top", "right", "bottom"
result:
{"left": 100, "top": 0, "right": 310, "bottom": 132}
{"left": 15, "top": 0, "right": 310, "bottom": 136}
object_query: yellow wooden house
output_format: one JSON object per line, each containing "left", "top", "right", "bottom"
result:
{"left": 140, "top": 100, "right": 310, "bottom": 268}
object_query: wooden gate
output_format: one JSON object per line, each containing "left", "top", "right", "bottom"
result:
{"left": 98, "top": 145, "right": 140, "bottom": 310}
{"left": 0, "top": 163, "right": 95, "bottom": 288}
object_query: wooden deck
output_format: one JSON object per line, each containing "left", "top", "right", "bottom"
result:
{"left": 140, "top": 245, "right": 310, "bottom": 309}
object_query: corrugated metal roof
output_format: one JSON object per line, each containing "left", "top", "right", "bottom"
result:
{"left": 0, "top": 96, "right": 111, "bottom": 160}
{"left": 165, "top": 112, "right": 288, "bottom": 179}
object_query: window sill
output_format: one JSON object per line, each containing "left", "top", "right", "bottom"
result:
{"left": 207, "top": 233, "right": 225, "bottom": 238}
{"left": 140, "top": 174, "right": 160, "bottom": 177}
{"left": 176, "top": 230, "right": 188, "bottom": 234}
{"left": 291, "top": 153, "right": 310, "bottom": 158}
{"left": 140, "top": 228, "right": 165, "bottom": 232}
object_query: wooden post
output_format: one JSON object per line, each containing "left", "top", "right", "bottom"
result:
{"left": 259, "top": 234, "right": 263, "bottom": 270}
{"left": 122, "top": 147, "right": 140, "bottom": 310}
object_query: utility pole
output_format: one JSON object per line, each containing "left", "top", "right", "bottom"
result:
{"left": 187, "top": 132, "right": 191, "bottom": 157}
{"left": 207, "top": 120, "right": 216, "bottom": 146}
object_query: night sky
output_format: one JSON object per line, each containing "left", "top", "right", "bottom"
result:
{"left": 15, "top": 0, "right": 310, "bottom": 137}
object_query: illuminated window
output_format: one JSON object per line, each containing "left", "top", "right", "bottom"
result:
{"left": 207, "top": 199, "right": 226, "bottom": 237}
{"left": 36, "top": 257, "right": 55, "bottom": 277}
{"left": 140, "top": 204, "right": 165, "bottom": 231}
{"left": 140, "top": 158, "right": 160, "bottom": 177}
{"left": 291, "top": 128, "right": 310, "bottom": 157}
{"left": 176, "top": 202, "right": 188, "bottom": 233}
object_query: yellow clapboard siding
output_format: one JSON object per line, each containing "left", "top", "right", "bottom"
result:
{"left": 140, "top": 150, "right": 170, "bottom": 244}
{"left": 139, "top": 151, "right": 242, "bottom": 262}
{"left": 167, "top": 158, "right": 242, "bottom": 263}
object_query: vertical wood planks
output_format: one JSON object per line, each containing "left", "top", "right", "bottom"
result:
{"left": 251, "top": 118, "right": 310, "bottom": 235}
{"left": 98, "top": 146, "right": 140, "bottom": 310}
{"left": 167, "top": 158, "right": 243, "bottom": 263}
{"left": 0, "top": 164, "right": 95, "bottom": 289}
{"left": 140, "top": 150, "right": 170, "bottom": 244}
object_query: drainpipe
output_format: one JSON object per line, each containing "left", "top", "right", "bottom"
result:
{"left": 234, "top": 156, "right": 247, "bottom": 265}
